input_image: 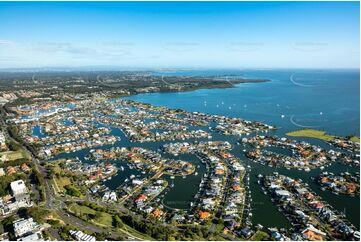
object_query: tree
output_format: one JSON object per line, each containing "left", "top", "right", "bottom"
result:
{"left": 113, "top": 215, "right": 124, "bottom": 228}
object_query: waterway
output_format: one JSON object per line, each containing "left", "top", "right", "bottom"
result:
{"left": 49, "top": 68, "right": 359, "bottom": 229}
{"left": 124, "top": 69, "right": 360, "bottom": 228}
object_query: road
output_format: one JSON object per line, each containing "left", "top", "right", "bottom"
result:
{"left": 1, "top": 117, "right": 148, "bottom": 240}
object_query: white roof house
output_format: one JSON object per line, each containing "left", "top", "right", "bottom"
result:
{"left": 10, "top": 180, "right": 28, "bottom": 196}
{"left": 13, "top": 218, "right": 40, "bottom": 238}
{"left": 17, "top": 231, "right": 44, "bottom": 241}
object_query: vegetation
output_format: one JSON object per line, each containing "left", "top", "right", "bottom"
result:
{"left": 64, "top": 184, "right": 82, "bottom": 197}
{"left": 348, "top": 136, "right": 360, "bottom": 143}
{"left": 286, "top": 129, "right": 334, "bottom": 141}
{"left": 53, "top": 176, "right": 71, "bottom": 193}
{"left": 287, "top": 128, "right": 360, "bottom": 143}
{"left": 250, "top": 230, "right": 271, "bottom": 241}
{"left": 0, "top": 172, "right": 27, "bottom": 196}
{"left": 67, "top": 202, "right": 112, "bottom": 227}
{"left": 0, "top": 150, "right": 27, "bottom": 161}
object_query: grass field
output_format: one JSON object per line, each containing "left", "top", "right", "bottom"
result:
{"left": 349, "top": 136, "right": 360, "bottom": 143}
{"left": 287, "top": 129, "right": 360, "bottom": 143}
{"left": 250, "top": 230, "right": 270, "bottom": 241}
{"left": 0, "top": 150, "right": 28, "bottom": 161}
{"left": 121, "top": 223, "right": 154, "bottom": 240}
{"left": 53, "top": 176, "right": 71, "bottom": 193}
{"left": 286, "top": 129, "right": 335, "bottom": 141}
{"left": 68, "top": 203, "right": 113, "bottom": 227}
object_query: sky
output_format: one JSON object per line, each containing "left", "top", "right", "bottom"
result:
{"left": 0, "top": 1, "right": 359, "bottom": 69}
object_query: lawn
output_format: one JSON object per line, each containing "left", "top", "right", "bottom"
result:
{"left": 121, "top": 223, "right": 154, "bottom": 240}
{"left": 0, "top": 150, "right": 27, "bottom": 161}
{"left": 93, "top": 212, "right": 113, "bottom": 227}
{"left": 250, "top": 230, "right": 270, "bottom": 241}
{"left": 286, "top": 129, "right": 334, "bottom": 141}
{"left": 68, "top": 203, "right": 113, "bottom": 227}
{"left": 287, "top": 129, "right": 360, "bottom": 143}
{"left": 349, "top": 136, "right": 360, "bottom": 143}
{"left": 53, "top": 176, "right": 71, "bottom": 193}
{"left": 68, "top": 202, "right": 153, "bottom": 240}
{"left": 68, "top": 203, "right": 96, "bottom": 215}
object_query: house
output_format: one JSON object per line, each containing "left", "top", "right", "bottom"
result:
{"left": 13, "top": 218, "right": 41, "bottom": 238}
{"left": 10, "top": 180, "right": 28, "bottom": 196}
{"left": 238, "top": 227, "right": 252, "bottom": 237}
{"left": 69, "top": 230, "right": 96, "bottom": 241}
{"left": 20, "top": 163, "right": 30, "bottom": 172}
{"left": 17, "top": 231, "right": 44, "bottom": 241}
{"left": 274, "top": 190, "right": 291, "bottom": 197}
{"left": 301, "top": 225, "right": 326, "bottom": 241}
{"left": 198, "top": 211, "right": 210, "bottom": 220}
{"left": 152, "top": 208, "right": 162, "bottom": 218}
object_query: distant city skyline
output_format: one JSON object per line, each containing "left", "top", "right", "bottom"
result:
{"left": 0, "top": 1, "right": 359, "bottom": 69}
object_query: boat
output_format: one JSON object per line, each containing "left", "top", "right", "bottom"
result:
{"left": 130, "top": 175, "right": 135, "bottom": 179}
{"left": 194, "top": 172, "right": 198, "bottom": 176}
{"left": 170, "top": 176, "right": 175, "bottom": 179}
{"left": 120, "top": 166, "right": 125, "bottom": 171}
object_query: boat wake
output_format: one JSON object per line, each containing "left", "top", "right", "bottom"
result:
{"left": 290, "top": 114, "right": 320, "bottom": 128}
{"left": 290, "top": 73, "right": 314, "bottom": 87}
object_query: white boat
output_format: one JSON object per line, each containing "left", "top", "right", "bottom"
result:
{"left": 120, "top": 166, "right": 125, "bottom": 171}
{"left": 194, "top": 172, "right": 198, "bottom": 176}
{"left": 170, "top": 176, "right": 175, "bottom": 179}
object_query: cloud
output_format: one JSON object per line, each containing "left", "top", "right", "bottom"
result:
{"left": 0, "top": 39, "right": 14, "bottom": 45}
{"left": 161, "top": 42, "right": 199, "bottom": 52}
{"left": 290, "top": 42, "right": 329, "bottom": 52}
{"left": 225, "top": 41, "right": 264, "bottom": 52}
{"left": 33, "top": 42, "right": 96, "bottom": 55}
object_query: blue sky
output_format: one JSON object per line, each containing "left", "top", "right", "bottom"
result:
{"left": 0, "top": 1, "right": 359, "bottom": 69}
